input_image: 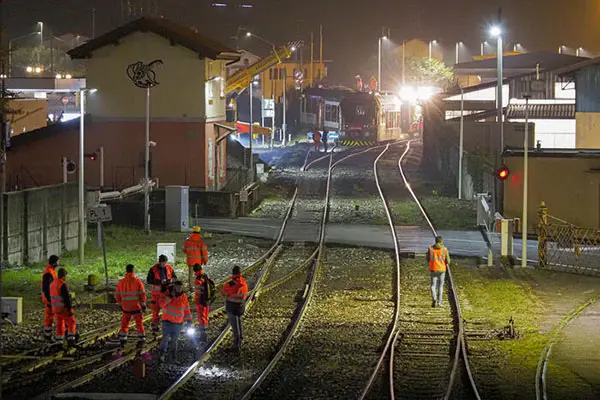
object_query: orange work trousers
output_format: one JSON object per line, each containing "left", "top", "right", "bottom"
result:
{"left": 43, "top": 305, "right": 55, "bottom": 338}
{"left": 55, "top": 312, "right": 76, "bottom": 341}
{"left": 195, "top": 304, "right": 210, "bottom": 327}
{"left": 119, "top": 312, "right": 145, "bottom": 339}
{"left": 151, "top": 300, "right": 161, "bottom": 325}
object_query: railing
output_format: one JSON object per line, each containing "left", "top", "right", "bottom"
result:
{"left": 537, "top": 201, "right": 600, "bottom": 275}
{"left": 476, "top": 193, "right": 494, "bottom": 265}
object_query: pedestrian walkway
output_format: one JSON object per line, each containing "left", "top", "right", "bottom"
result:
{"left": 192, "top": 217, "right": 539, "bottom": 259}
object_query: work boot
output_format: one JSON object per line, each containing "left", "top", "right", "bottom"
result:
{"left": 431, "top": 300, "right": 436, "bottom": 308}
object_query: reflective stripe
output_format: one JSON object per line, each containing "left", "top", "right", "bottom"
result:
{"left": 121, "top": 296, "right": 139, "bottom": 301}
{"left": 163, "top": 308, "right": 184, "bottom": 318}
{"left": 116, "top": 291, "right": 143, "bottom": 295}
{"left": 152, "top": 285, "right": 162, "bottom": 291}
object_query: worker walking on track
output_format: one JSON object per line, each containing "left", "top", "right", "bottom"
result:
{"left": 159, "top": 280, "right": 192, "bottom": 362}
{"left": 312, "top": 130, "right": 321, "bottom": 152}
{"left": 50, "top": 268, "right": 77, "bottom": 346}
{"left": 116, "top": 264, "right": 147, "bottom": 346}
{"left": 183, "top": 226, "right": 208, "bottom": 286}
{"left": 427, "top": 236, "right": 451, "bottom": 308}
{"left": 147, "top": 255, "right": 177, "bottom": 334}
{"left": 220, "top": 265, "right": 248, "bottom": 353}
{"left": 322, "top": 129, "right": 328, "bottom": 153}
{"left": 41, "top": 255, "right": 59, "bottom": 341}
{"left": 193, "top": 263, "right": 215, "bottom": 350}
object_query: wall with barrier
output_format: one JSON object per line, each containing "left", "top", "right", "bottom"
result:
{"left": 4, "top": 183, "right": 85, "bottom": 265}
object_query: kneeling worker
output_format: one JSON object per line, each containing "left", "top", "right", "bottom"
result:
{"left": 50, "top": 268, "right": 77, "bottom": 345}
{"left": 116, "top": 264, "right": 147, "bottom": 346}
{"left": 159, "top": 280, "right": 192, "bottom": 362}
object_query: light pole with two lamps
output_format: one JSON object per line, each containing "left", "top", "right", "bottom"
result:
{"left": 490, "top": 25, "right": 504, "bottom": 151}
{"left": 8, "top": 29, "right": 42, "bottom": 76}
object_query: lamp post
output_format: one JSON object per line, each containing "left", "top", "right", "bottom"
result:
{"left": 378, "top": 35, "right": 387, "bottom": 92}
{"left": 522, "top": 94, "right": 530, "bottom": 268}
{"left": 458, "top": 85, "right": 464, "bottom": 199}
{"left": 490, "top": 25, "right": 504, "bottom": 151}
{"left": 78, "top": 88, "right": 86, "bottom": 266}
{"left": 455, "top": 42, "right": 461, "bottom": 64}
{"left": 480, "top": 41, "right": 486, "bottom": 56}
{"left": 37, "top": 22, "right": 43, "bottom": 65}
{"left": 428, "top": 40, "right": 436, "bottom": 61}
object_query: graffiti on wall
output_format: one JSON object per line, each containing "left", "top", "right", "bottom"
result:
{"left": 127, "top": 59, "right": 164, "bottom": 88}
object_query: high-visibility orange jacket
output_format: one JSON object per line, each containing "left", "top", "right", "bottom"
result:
{"left": 41, "top": 264, "right": 57, "bottom": 305}
{"left": 50, "top": 278, "right": 73, "bottom": 315}
{"left": 116, "top": 273, "right": 147, "bottom": 312}
{"left": 427, "top": 245, "right": 450, "bottom": 272}
{"left": 146, "top": 264, "right": 175, "bottom": 299}
{"left": 183, "top": 233, "right": 209, "bottom": 266}
{"left": 220, "top": 274, "right": 248, "bottom": 315}
{"left": 159, "top": 292, "right": 192, "bottom": 324}
{"left": 194, "top": 269, "right": 213, "bottom": 306}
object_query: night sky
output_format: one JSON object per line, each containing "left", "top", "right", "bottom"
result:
{"left": 3, "top": 0, "right": 600, "bottom": 85}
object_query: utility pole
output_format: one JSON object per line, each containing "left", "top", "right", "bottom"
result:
{"left": 0, "top": 0, "right": 7, "bottom": 393}
{"left": 458, "top": 86, "right": 464, "bottom": 200}
{"left": 319, "top": 24, "right": 323, "bottom": 80}
{"left": 310, "top": 32, "right": 314, "bottom": 87}
{"left": 92, "top": 8, "right": 96, "bottom": 39}
{"left": 522, "top": 94, "right": 530, "bottom": 268}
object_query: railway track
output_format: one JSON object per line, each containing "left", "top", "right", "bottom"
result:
{"left": 535, "top": 296, "right": 599, "bottom": 400}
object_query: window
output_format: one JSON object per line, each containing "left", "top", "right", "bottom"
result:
{"left": 325, "top": 104, "right": 339, "bottom": 123}
{"left": 269, "top": 68, "right": 274, "bottom": 80}
{"left": 279, "top": 68, "right": 284, "bottom": 80}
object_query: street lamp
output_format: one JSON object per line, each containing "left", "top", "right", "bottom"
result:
{"left": 455, "top": 41, "right": 462, "bottom": 64}
{"left": 480, "top": 41, "right": 487, "bottom": 56}
{"left": 428, "top": 40, "right": 437, "bottom": 61}
{"left": 490, "top": 25, "right": 504, "bottom": 151}
{"left": 378, "top": 35, "right": 387, "bottom": 92}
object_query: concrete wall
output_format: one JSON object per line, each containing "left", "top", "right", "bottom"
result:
{"left": 503, "top": 155, "right": 600, "bottom": 230}
{"left": 575, "top": 112, "right": 600, "bottom": 148}
{"left": 85, "top": 31, "right": 208, "bottom": 120}
{"left": 4, "top": 183, "right": 84, "bottom": 265}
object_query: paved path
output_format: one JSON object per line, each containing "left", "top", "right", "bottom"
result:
{"left": 194, "top": 217, "right": 539, "bottom": 259}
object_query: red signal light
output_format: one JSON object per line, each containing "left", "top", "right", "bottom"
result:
{"left": 85, "top": 152, "right": 97, "bottom": 161}
{"left": 497, "top": 167, "right": 509, "bottom": 180}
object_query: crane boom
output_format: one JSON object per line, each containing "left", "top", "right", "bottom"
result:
{"left": 226, "top": 40, "right": 303, "bottom": 95}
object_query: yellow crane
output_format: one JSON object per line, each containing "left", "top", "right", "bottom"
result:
{"left": 226, "top": 40, "right": 303, "bottom": 95}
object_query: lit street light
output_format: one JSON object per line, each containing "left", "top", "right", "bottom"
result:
{"left": 428, "top": 40, "right": 437, "bottom": 61}
{"left": 455, "top": 41, "right": 462, "bottom": 64}
{"left": 490, "top": 25, "right": 504, "bottom": 151}
{"left": 9, "top": 30, "right": 42, "bottom": 76}
{"left": 481, "top": 41, "right": 488, "bottom": 56}
{"left": 378, "top": 35, "right": 387, "bottom": 92}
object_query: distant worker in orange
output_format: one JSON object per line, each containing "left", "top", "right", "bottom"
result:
{"left": 193, "top": 263, "right": 216, "bottom": 350}
{"left": 147, "top": 255, "right": 177, "bottom": 334}
{"left": 312, "top": 129, "right": 321, "bottom": 152}
{"left": 41, "top": 255, "right": 59, "bottom": 341}
{"left": 220, "top": 265, "right": 248, "bottom": 352}
{"left": 183, "top": 226, "right": 208, "bottom": 284}
{"left": 159, "top": 280, "right": 192, "bottom": 362}
{"left": 426, "top": 236, "right": 451, "bottom": 308}
{"left": 115, "top": 264, "right": 147, "bottom": 346}
{"left": 50, "top": 268, "right": 77, "bottom": 345}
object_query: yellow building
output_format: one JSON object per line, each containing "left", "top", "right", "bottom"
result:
{"left": 8, "top": 99, "right": 48, "bottom": 135}
{"left": 260, "top": 61, "right": 329, "bottom": 102}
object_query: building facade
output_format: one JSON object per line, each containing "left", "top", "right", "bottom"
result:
{"left": 6, "top": 17, "right": 240, "bottom": 191}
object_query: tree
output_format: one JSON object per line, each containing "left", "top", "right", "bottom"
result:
{"left": 404, "top": 57, "right": 455, "bottom": 90}
{"left": 10, "top": 44, "right": 85, "bottom": 76}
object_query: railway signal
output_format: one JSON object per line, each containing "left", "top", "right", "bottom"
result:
{"left": 85, "top": 152, "right": 97, "bottom": 161}
{"left": 497, "top": 166, "right": 510, "bottom": 180}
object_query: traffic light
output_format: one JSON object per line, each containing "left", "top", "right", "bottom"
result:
{"left": 85, "top": 152, "right": 97, "bottom": 161}
{"left": 497, "top": 166, "right": 510, "bottom": 180}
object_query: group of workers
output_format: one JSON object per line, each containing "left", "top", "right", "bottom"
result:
{"left": 40, "top": 226, "right": 249, "bottom": 361}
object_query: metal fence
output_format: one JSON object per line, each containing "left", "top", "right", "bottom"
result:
{"left": 537, "top": 201, "right": 600, "bottom": 275}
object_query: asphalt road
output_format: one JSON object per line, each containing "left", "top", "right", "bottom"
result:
{"left": 194, "top": 217, "right": 540, "bottom": 260}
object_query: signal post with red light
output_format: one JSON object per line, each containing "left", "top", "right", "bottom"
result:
{"left": 497, "top": 166, "right": 509, "bottom": 180}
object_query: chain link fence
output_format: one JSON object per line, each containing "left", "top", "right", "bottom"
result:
{"left": 537, "top": 201, "right": 600, "bottom": 275}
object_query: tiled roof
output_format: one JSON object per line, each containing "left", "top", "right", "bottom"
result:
{"left": 68, "top": 17, "right": 239, "bottom": 61}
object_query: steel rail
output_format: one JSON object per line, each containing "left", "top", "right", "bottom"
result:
{"left": 396, "top": 139, "right": 481, "bottom": 400}
{"left": 358, "top": 143, "right": 403, "bottom": 399}
{"left": 535, "top": 296, "right": 598, "bottom": 400}
{"left": 239, "top": 151, "right": 334, "bottom": 400}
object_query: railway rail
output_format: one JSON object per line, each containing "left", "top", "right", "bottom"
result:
{"left": 535, "top": 296, "right": 599, "bottom": 400}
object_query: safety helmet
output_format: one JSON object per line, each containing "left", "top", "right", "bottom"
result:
{"left": 193, "top": 226, "right": 201, "bottom": 233}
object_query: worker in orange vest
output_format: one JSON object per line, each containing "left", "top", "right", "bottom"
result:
{"left": 183, "top": 226, "right": 208, "bottom": 286}
{"left": 220, "top": 265, "right": 248, "bottom": 352}
{"left": 426, "top": 236, "right": 451, "bottom": 308}
{"left": 115, "top": 264, "right": 147, "bottom": 346}
{"left": 146, "top": 255, "right": 177, "bottom": 334}
{"left": 50, "top": 268, "right": 77, "bottom": 345}
{"left": 41, "top": 255, "right": 59, "bottom": 341}
{"left": 193, "top": 263, "right": 215, "bottom": 350}
{"left": 159, "top": 280, "right": 192, "bottom": 362}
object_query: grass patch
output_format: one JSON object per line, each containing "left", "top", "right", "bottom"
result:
{"left": 2, "top": 226, "right": 190, "bottom": 309}
{"left": 391, "top": 196, "right": 476, "bottom": 230}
